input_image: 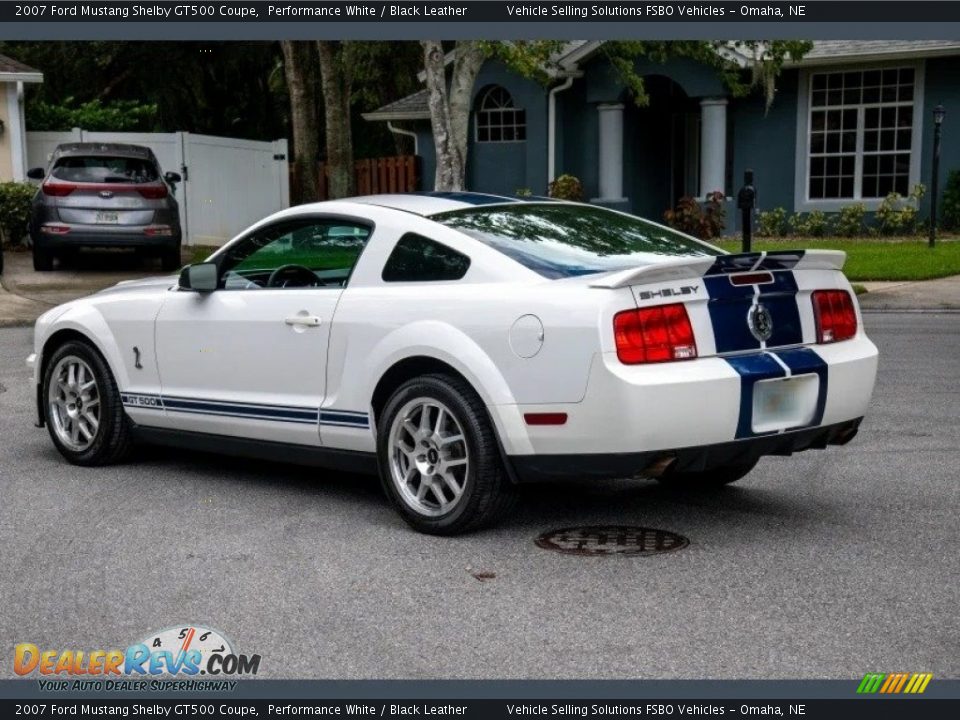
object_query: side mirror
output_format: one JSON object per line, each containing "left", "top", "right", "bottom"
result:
{"left": 26, "top": 167, "right": 45, "bottom": 180}
{"left": 164, "top": 171, "right": 182, "bottom": 184}
{"left": 178, "top": 262, "right": 218, "bottom": 292}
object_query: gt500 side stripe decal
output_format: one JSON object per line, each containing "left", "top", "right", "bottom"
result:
{"left": 120, "top": 393, "right": 369, "bottom": 429}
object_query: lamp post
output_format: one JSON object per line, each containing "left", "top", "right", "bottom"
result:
{"left": 930, "top": 104, "right": 946, "bottom": 248}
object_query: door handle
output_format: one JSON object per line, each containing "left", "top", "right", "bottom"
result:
{"left": 284, "top": 315, "right": 322, "bottom": 327}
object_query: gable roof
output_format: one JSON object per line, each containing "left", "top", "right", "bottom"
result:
{"left": 364, "top": 40, "right": 960, "bottom": 123}
{"left": 0, "top": 53, "right": 43, "bottom": 83}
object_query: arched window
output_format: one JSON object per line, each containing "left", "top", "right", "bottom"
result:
{"left": 475, "top": 86, "right": 526, "bottom": 143}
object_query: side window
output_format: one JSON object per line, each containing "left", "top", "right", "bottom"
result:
{"left": 219, "top": 220, "right": 371, "bottom": 290}
{"left": 381, "top": 233, "right": 471, "bottom": 282}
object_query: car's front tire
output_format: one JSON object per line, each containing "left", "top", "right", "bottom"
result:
{"left": 377, "top": 373, "right": 516, "bottom": 535}
{"left": 42, "top": 340, "right": 132, "bottom": 466}
{"left": 658, "top": 459, "right": 759, "bottom": 487}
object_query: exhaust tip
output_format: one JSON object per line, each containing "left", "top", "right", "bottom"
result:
{"left": 640, "top": 454, "right": 678, "bottom": 478}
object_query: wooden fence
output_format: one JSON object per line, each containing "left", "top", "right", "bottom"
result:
{"left": 291, "top": 155, "right": 420, "bottom": 202}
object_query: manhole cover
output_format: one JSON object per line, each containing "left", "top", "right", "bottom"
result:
{"left": 535, "top": 526, "right": 689, "bottom": 556}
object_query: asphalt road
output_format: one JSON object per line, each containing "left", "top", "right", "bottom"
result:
{"left": 1, "top": 315, "right": 958, "bottom": 680}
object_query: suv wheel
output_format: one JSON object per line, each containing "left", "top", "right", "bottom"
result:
{"left": 42, "top": 340, "right": 132, "bottom": 466}
{"left": 160, "top": 243, "right": 182, "bottom": 272}
{"left": 33, "top": 244, "right": 54, "bottom": 272}
{"left": 377, "top": 373, "right": 516, "bottom": 535}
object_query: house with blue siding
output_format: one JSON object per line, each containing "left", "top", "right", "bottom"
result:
{"left": 364, "top": 41, "right": 960, "bottom": 230}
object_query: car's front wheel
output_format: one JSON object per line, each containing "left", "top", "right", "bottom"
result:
{"left": 377, "top": 373, "right": 516, "bottom": 535}
{"left": 42, "top": 340, "right": 132, "bottom": 466}
{"left": 658, "top": 459, "right": 759, "bottom": 487}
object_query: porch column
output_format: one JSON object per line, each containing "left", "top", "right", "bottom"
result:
{"left": 596, "top": 103, "right": 626, "bottom": 202}
{"left": 699, "top": 97, "right": 728, "bottom": 198}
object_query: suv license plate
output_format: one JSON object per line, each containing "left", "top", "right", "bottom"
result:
{"left": 95, "top": 211, "right": 119, "bottom": 224}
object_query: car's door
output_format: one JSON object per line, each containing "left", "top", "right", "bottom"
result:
{"left": 152, "top": 216, "right": 372, "bottom": 446}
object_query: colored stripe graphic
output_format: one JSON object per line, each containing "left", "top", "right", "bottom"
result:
{"left": 857, "top": 673, "right": 932, "bottom": 694}
{"left": 121, "top": 393, "right": 369, "bottom": 429}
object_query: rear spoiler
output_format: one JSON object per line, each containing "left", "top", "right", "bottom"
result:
{"left": 589, "top": 250, "right": 847, "bottom": 289}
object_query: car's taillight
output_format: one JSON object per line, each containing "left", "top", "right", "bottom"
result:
{"left": 812, "top": 289, "right": 858, "bottom": 343}
{"left": 144, "top": 225, "right": 173, "bottom": 236}
{"left": 137, "top": 185, "right": 168, "bottom": 199}
{"left": 41, "top": 223, "right": 70, "bottom": 235}
{"left": 41, "top": 182, "right": 76, "bottom": 197}
{"left": 614, "top": 303, "right": 698, "bottom": 364}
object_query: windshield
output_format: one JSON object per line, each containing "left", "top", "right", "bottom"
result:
{"left": 432, "top": 203, "right": 718, "bottom": 279}
{"left": 51, "top": 156, "right": 160, "bottom": 184}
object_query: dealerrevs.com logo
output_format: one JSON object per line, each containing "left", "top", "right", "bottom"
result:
{"left": 15, "top": 626, "right": 261, "bottom": 691}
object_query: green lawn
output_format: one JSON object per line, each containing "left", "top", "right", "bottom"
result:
{"left": 713, "top": 238, "right": 960, "bottom": 281}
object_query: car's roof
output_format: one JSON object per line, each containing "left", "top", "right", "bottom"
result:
{"left": 347, "top": 191, "right": 561, "bottom": 216}
{"left": 53, "top": 142, "right": 155, "bottom": 159}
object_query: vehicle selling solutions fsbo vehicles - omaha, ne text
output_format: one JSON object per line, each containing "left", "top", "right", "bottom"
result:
{"left": 26, "top": 192, "right": 878, "bottom": 534}
{"left": 27, "top": 143, "right": 183, "bottom": 272}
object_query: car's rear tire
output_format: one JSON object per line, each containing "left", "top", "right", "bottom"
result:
{"left": 33, "top": 244, "right": 54, "bottom": 272}
{"left": 42, "top": 340, "right": 133, "bottom": 466}
{"left": 160, "top": 244, "right": 182, "bottom": 272}
{"left": 377, "top": 373, "right": 516, "bottom": 535}
{"left": 658, "top": 459, "right": 759, "bottom": 487}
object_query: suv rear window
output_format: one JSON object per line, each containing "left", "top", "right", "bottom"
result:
{"left": 51, "top": 156, "right": 159, "bottom": 184}
{"left": 432, "top": 203, "right": 716, "bottom": 279}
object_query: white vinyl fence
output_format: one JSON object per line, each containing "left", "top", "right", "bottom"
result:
{"left": 26, "top": 129, "right": 289, "bottom": 246}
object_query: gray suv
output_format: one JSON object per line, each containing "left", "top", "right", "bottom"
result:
{"left": 27, "top": 143, "right": 183, "bottom": 272}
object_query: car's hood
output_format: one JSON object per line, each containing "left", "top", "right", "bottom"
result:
{"left": 94, "top": 274, "right": 178, "bottom": 296}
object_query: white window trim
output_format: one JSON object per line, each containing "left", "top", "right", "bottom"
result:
{"left": 793, "top": 60, "right": 925, "bottom": 212}
{"left": 474, "top": 86, "right": 527, "bottom": 145}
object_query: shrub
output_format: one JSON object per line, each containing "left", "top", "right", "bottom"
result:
{"left": 939, "top": 170, "right": 960, "bottom": 230}
{"left": 515, "top": 187, "right": 533, "bottom": 198}
{"left": 756, "top": 207, "right": 787, "bottom": 237}
{"left": 0, "top": 182, "right": 37, "bottom": 246}
{"left": 27, "top": 98, "right": 158, "bottom": 132}
{"left": 789, "top": 210, "right": 830, "bottom": 237}
{"left": 664, "top": 191, "right": 726, "bottom": 240}
{"left": 876, "top": 184, "right": 926, "bottom": 235}
{"left": 547, "top": 174, "right": 584, "bottom": 201}
{"left": 835, "top": 203, "right": 866, "bottom": 237}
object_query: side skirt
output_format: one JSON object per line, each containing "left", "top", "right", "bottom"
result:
{"left": 132, "top": 425, "right": 379, "bottom": 476}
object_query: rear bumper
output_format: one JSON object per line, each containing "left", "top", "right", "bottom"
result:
{"left": 509, "top": 417, "right": 862, "bottom": 483}
{"left": 35, "top": 225, "right": 181, "bottom": 250}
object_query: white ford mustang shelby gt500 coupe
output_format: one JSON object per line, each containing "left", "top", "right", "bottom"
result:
{"left": 27, "top": 192, "right": 878, "bottom": 534}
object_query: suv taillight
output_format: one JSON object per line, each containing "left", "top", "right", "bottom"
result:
{"left": 41, "top": 182, "right": 76, "bottom": 197}
{"left": 137, "top": 185, "right": 168, "bottom": 199}
{"left": 614, "top": 304, "right": 698, "bottom": 364}
{"left": 812, "top": 289, "right": 858, "bottom": 343}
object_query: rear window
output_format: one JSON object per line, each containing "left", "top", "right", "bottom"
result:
{"left": 432, "top": 203, "right": 716, "bottom": 279}
{"left": 51, "top": 156, "right": 159, "bottom": 184}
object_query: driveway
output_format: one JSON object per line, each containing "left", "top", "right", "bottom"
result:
{"left": 0, "top": 314, "right": 957, "bottom": 680}
{"left": 0, "top": 249, "right": 179, "bottom": 326}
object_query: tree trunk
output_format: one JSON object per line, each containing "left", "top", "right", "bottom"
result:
{"left": 421, "top": 41, "right": 486, "bottom": 192}
{"left": 317, "top": 41, "right": 355, "bottom": 199}
{"left": 280, "top": 41, "right": 320, "bottom": 204}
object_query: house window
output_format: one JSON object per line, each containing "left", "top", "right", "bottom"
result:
{"left": 475, "top": 86, "right": 526, "bottom": 143}
{"left": 807, "top": 67, "right": 916, "bottom": 201}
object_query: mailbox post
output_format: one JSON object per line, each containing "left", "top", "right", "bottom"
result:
{"left": 737, "top": 169, "right": 756, "bottom": 254}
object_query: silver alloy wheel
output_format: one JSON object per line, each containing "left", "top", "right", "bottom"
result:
{"left": 48, "top": 355, "right": 101, "bottom": 452}
{"left": 388, "top": 397, "right": 470, "bottom": 517}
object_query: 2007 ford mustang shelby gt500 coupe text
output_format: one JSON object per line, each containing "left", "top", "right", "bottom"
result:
{"left": 27, "top": 193, "right": 878, "bottom": 534}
